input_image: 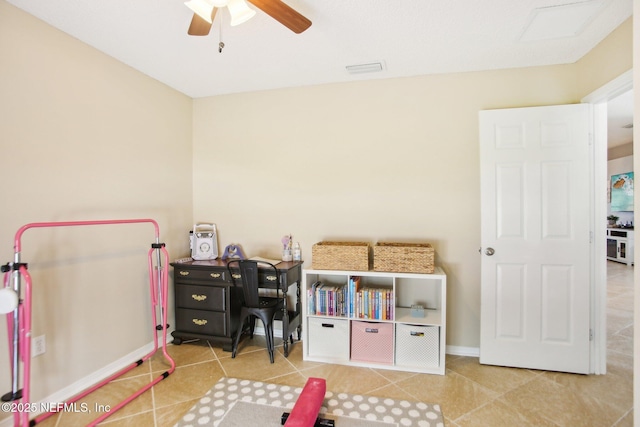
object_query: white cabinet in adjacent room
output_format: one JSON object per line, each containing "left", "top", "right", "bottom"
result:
{"left": 606, "top": 228, "right": 634, "bottom": 265}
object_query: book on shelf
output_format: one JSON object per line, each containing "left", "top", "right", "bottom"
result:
{"left": 353, "top": 286, "right": 394, "bottom": 320}
{"left": 348, "top": 276, "right": 361, "bottom": 317}
{"left": 307, "top": 281, "right": 348, "bottom": 317}
{"left": 307, "top": 278, "right": 394, "bottom": 320}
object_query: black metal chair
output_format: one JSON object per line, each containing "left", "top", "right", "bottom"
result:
{"left": 227, "top": 259, "right": 291, "bottom": 363}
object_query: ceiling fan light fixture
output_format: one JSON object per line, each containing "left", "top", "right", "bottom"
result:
{"left": 185, "top": 0, "right": 215, "bottom": 24}
{"left": 227, "top": 0, "right": 256, "bottom": 26}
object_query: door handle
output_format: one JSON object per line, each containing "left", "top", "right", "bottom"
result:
{"left": 485, "top": 247, "right": 495, "bottom": 256}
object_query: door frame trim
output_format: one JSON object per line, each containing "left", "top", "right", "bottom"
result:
{"left": 582, "top": 69, "right": 633, "bottom": 375}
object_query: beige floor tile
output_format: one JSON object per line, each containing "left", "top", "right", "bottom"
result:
{"left": 155, "top": 399, "right": 201, "bottom": 427}
{"left": 274, "top": 338, "right": 326, "bottom": 371}
{"left": 614, "top": 409, "right": 634, "bottom": 427}
{"left": 455, "top": 398, "right": 558, "bottom": 427}
{"left": 606, "top": 349, "right": 633, "bottom": 378}
{"left": 395, "top": 370, "right": 499, "bottom": 421}
{"left": 44, "top": 374, "right": 155, "bottom": 426}
{"left": 607, "top": 294, "right": 635, "bottom": 312}
{"left": 371, "top": 367, "right": 420, "bottom": 383}
{"left": 263, "top": 371, "right": 310, "bottom": 388}
{"left": 447, "top": 356, "right": 540, "bottom": 394}
{"left": 101, "top": 409, "right": 155, "bottom": 426}
{"left": 298, "top": 364, "right": 393, "bottom": 395}
{"left": 501, "top": 375, "right": 621, "bottom": 426}
{"left": 607, "top": 333, "right": 634, "bottom": 356}
{"left": 150, "top": 340, "right": 216, "bottom": 373}
{"left": 217, "top": 346, "right": 298, "bottom": 381}
{"left": 365, "top": 382, "right": 421, "bottom": 401}
{"left": 152, "top": 360, "right": 225, "bottom": 409}
{"left": 543, "top": 369, "right": 633, "bottom": 417}
{"left": 607, "top": 309, "right": 634, "bottom": 334}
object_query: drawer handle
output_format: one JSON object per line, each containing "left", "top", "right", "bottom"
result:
{"left": 321, "top": 323, "right": 334, "bottom": 328}
{"left": 365, "top": 328, "right": 379, "bottom": 333}
{"left": 266, "top": 275, "right": 277, "bottom": 282}
{"left": 179, "top": 271, "right": 190, "bottom": 276}
{"left": 192, "top": 318, "right": 208, "bottom": 326}
{"left": 410, "top": 331, "right": 425, "bottom": 337}
{"left": 191, "top": 294, "right": 207, "bottom": 302}
{"left": 210, "top": 273, "right": 221, "bottom": 279}
{"left": 232, "top": 273, "right": 242, "bottom": 280}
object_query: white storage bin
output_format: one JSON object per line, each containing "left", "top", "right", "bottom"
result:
{"left": 308, "top": 317, "right": 349, "bottom": 360}
{"left": 395, "top": 323, "right": 439, "bottom": 368}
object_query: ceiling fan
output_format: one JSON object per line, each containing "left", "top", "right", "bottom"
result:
{"left": 185, "top": 0, "right": 312, "bottom": 36}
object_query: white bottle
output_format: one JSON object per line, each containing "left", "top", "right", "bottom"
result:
{"left": 293, "top": 242, "right": 302, "bottom": 261}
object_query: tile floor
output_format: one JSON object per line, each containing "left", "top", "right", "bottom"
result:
{"left": 18, "top": 261, "right": 636, "bottom": 426}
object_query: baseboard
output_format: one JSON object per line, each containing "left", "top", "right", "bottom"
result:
{"left": 445, "top": 345, "right": 480, "bottom": 357}
{"left": 252, "top": 324, "right": 279, "bottom": 337}
{"left": 0, "top": 339, "right": 168, "bottom": 427}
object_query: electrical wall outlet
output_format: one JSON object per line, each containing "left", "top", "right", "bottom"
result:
{"left": 32, "top": 335, "right": 45, "bottom": 357}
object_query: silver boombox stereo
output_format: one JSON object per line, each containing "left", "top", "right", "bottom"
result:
{"left": 190, "top": 223, "right": 218, "bottom": 260}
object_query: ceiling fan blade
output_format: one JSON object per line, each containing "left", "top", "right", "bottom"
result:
{"left": 188, "top": 7, "right": 218, "bottom": 36}
{"left": 248, "top": 0, "right": 311, "bottom": 34}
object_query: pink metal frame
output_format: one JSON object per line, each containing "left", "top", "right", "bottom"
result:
{"left": 2, "top": 219, "right": 175, "bottom": 426}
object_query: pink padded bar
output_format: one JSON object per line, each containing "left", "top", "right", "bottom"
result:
{"left": 284, "top": 377, "right": 327, "bottom": 427}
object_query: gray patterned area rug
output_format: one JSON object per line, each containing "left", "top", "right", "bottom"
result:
{"left": 175, "top": 377, "right": 445, "bottom": 427}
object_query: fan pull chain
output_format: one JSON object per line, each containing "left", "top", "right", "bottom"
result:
{"left": 218, "top": 14, "right": 225, "bottom": 53}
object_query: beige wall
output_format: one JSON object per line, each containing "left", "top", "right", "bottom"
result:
{"left": 0, "top": 0, "right": 633, "bottom": 413}
{"left": 609, "top": 142, "right": 634, "bottom": 159}
{"left": 576, "top": 18, "right": 633, "bottom": 96}
{"left": 0, "top": 0, "right": 193, "bottom": 411}
{"left": 193, "top": 18, "right": 632, "bottom": 350}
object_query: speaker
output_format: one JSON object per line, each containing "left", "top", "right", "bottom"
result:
{"left": 191, "top": 223, "right": 218, "bottom": 260}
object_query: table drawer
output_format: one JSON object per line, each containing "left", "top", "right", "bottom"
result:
{"left": 174, "top": 267, "right": 227, "bottom": 283}
{"left": 176, "top": 284, "right": 226, "bottom": 311}
{"left": 227, "top": 271, "right": 280, "bottom": 286}
{"left": 176, "top": 308, "right": 227, "bottom": 336}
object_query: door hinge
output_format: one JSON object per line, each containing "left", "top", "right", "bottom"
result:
{"left": 590, "top": 231, "right": 593, "bottom": 243}
{"left": 589, "top": 329, "right": 594, "bottom": 341}
{"left": 589, "top": 132, "right": 593, "bottom": 146}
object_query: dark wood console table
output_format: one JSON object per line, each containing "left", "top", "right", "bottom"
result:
{"left": 170, "top": 259, "right": 303, "bottom": 353}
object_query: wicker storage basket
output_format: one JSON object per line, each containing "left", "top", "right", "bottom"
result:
{"left": 373, "top": 242, "right": 435, "bottom": 274}
{"left": 312, "top": 241, "right": 370, "bottom": 271}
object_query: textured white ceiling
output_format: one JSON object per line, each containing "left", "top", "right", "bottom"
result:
{"left": 5, "top": 0, "right": 633, "bottom": 99}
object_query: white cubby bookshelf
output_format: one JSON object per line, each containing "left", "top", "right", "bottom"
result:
{"left": 302, "top": 267, "right": 447, "bottom": 375}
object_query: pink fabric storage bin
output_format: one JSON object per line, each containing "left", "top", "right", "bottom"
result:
{"left": 350, "top": 320, "right": 393, "bottom": 364}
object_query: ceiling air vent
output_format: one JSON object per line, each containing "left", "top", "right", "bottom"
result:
{"left": 346, "top": 62, "right": 384, "bottom": 74}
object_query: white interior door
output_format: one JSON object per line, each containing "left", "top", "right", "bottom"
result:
{"left": 479, "top": 104, "right": 592, "bottom": 374}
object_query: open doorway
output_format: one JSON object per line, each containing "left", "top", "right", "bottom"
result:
{"left": 606, "top": 89, "right": 634, "bottom": 233}
{"left": 604, "top": 88, "right": 634, "bottom": 377}
{"left": 582, "top": 70, "right": 633, "bottom": 374}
